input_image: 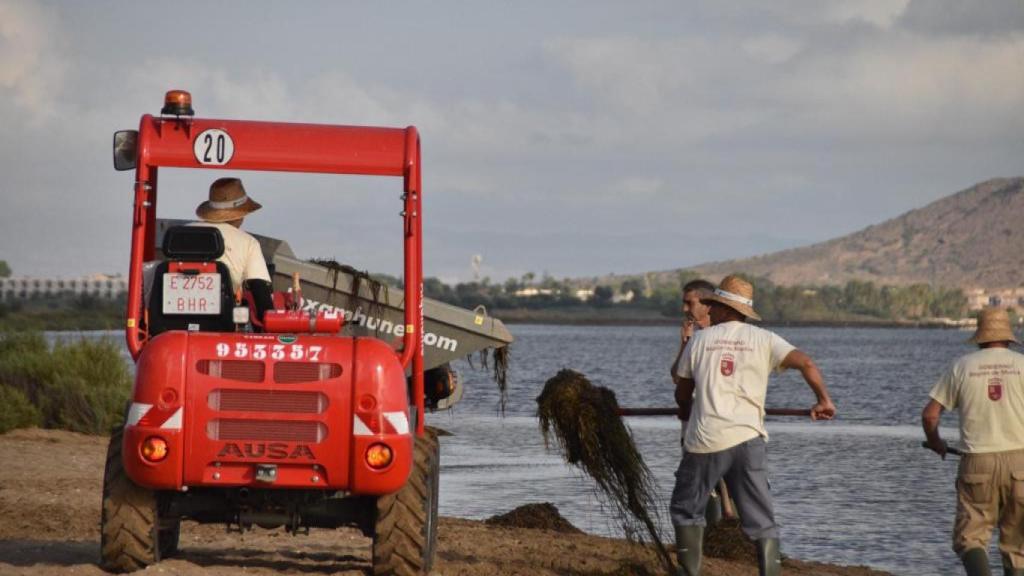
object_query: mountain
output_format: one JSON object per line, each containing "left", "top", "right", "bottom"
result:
{"left": 686, "top": 177, "right": 1024, "bottom": 289}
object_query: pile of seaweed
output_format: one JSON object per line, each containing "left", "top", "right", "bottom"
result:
{"left": 485, "top": 503, "right": 583, "bottom": 534}
{"left": 536, "top": 369, "right": 674, "bottom": 574}
{"left": 704, "top": 518, "right": 753, "bottom": 561}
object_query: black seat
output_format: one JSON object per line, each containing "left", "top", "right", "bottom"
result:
{"left": 147, "top": 226, "right": 235, "bottom": 336}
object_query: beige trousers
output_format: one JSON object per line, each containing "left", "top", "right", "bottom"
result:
{"left": 954, "top": 448, "right": 1024, "bottom": 568}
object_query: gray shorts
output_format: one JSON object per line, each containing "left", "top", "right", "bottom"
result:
{"left": 670, "top": 436, "right": 779, "bottom": 540}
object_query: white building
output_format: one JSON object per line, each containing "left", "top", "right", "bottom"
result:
{"left": 0, "top": 274, "right": 128, "bottom": 301}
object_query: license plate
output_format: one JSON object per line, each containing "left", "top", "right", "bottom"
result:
{"left": 163, "top": 273, "right": 221, "bottom": 315}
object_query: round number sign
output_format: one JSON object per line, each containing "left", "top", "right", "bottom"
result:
{"left": 193, "top": 129, "right": 235, "bottom": 166}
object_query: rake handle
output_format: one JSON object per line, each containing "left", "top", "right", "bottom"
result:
{"left": 920, "top": 441, "right": 964, "bottom": 457}
{"left": 617, "top": 407, "right": 812, "bottom": 417}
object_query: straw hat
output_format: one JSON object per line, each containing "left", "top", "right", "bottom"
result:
{"left": 969, "top": 307, "right": 1018, "bottom": 344}
{"left": 701, "top": 275, "right": 761, "bottom": 321}
{"left": 195, "top": 178, "right": 262, "bottom": 223}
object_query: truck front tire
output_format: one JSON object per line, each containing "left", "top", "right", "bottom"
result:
{"left": 372, "top": 427, "right": 440, "bottom": 576}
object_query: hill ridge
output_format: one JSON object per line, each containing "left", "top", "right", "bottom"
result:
{"left": 681, "top": 177, "right": 1024, "bottom": 289}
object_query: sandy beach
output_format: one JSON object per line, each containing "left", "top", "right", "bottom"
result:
{"left": 0, "top": 428, "right": 894, "bottom": 575}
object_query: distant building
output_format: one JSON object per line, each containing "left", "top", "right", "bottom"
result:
{"left": 513, "top": 287, "right": 557, "bottom": 298}
{"left": 964, "top": 287, "right": 1024, "bottom": 312}
{"left": 0, "top": 274, "right": 128, "bottom": 302}
{"left": 612, "top": 289, "right": 635, "bottom": 304}
{"left": 574, "top": 288, "right": 594, "bottom": 302}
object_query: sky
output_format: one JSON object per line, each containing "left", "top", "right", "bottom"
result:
{"left": 1, "top": 1, "right": 1022, "bottom": 284}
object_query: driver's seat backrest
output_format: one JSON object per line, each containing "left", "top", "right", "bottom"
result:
{"left": 147, "top": 225, "right": 235, "bottom": 337}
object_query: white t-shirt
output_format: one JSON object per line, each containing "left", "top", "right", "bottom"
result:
{"left": 186, "top": 222, "right": 271, "bottom": 292}
{"left": 677, "top": 321, "right": 796, "bottom": 453}
{"left": 929, "top": 347, "right": 1024, "bottom": 454}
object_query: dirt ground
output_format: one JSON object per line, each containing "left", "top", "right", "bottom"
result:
{"left": 0, "top": 428, "right": 891, "bottom": 575}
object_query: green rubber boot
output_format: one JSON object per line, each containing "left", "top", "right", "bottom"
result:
{"left": 704, "top": 491, "right": 722, "bottom": 527}
{"left": 961, "top": 548, "right": 991, "bottom": 576}
{"left": 1003, "top": 566, "right": 1024, "bottom": 576}
{"left": 674, "top": 525, "right": 703, "bottom": 576}
{"left": 756, "top": 538, "right": 782, "bottom": 576}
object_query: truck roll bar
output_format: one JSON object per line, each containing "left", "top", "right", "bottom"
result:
{"left": 125, "top": 116, "right": 426, "bottom": 435}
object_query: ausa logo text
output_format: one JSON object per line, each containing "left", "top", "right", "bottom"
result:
{"left": 217, "top": 442, "right": 316, "bottom": 460}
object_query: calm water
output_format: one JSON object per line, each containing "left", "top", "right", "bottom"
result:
{"left": 69, "top": 326, "right": 993, "bottom": 575}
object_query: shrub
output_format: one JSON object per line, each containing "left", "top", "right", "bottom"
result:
{"left": 0, "top": 384, "right": 42, "bottom": 433}
{"left": 0, "top": 332, "right": 131, "bottom": 434}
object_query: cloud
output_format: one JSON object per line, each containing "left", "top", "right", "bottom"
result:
{"left": 822, "top": 0, "right": 911, "bottom": 28}
{"left": 898, "top": 0, "right": 1024, "bottom": 37}
{"left": 0, "top": 0, "right": 66, "bottom": 122}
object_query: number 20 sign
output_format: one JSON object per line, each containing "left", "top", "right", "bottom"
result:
{"left": 215, "top": 342, "right": 324, "bottom": 362}
{"left": 194, "top": 129, "right": 234, "bottom": 166}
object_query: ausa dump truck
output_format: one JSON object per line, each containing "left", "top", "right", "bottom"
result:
{"left": 101, "top": 90, "right": 512, "bottom": 575}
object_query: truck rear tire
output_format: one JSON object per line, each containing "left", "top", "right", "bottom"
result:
{"left": 100, "top": 427, "right": 179, "bottom": 572}
{"left": 372, "top": 427, "right": 440, "bottom": 576}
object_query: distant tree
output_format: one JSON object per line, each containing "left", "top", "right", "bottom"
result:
{"left": 0, "top": 261, "right": 9, "bottom": 278}
{"left": 620, "top": 279, "right": 646, "bottom": 304}
{"left": 592, "top": 285, "right": 614, "bottom": 307}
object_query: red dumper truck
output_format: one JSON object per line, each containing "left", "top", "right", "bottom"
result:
{"left": 101, "top": 90, "right": 510, "bottom": 575}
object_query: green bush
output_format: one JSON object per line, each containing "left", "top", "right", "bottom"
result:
{"left": 0, "top": 332, "right": 131, "bottom": 434}
{"left": 0, "top": 384, "right": 42, "bottom": 433}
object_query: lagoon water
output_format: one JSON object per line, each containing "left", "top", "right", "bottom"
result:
{"left": 73, "top": 325, "right": 993, "bottom": 575}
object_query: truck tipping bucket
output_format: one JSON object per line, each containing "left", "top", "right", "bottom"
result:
{"left": 155, "top": 219, "right": 513, "bottom": 371}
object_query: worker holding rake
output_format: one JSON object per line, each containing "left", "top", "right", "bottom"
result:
{"left": 922, "top": 307, "right": 1024, "bottom": 576}
{"left": 671, "top": 275, "right": 836, "bottom": 576}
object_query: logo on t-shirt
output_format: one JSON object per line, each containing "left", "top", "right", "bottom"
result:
{"left": 988, "top": 378, "right": 1003, "bottom": 401}
{"left": 720, "top": 353, "right": 735, "bottom": 377}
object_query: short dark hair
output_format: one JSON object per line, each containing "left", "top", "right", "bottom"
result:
{"left": 682, "top": 279, "right": 715, "bottom": 295}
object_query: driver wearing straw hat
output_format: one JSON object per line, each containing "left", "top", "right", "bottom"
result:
{"left": 188, "top": 177, "right": 272, "bottom": 293}
{"left": 922, "top": 307, "right": 1024, "bottom": 576}
{"left": 671, "top": 275, "right": 836, "bottom": 576}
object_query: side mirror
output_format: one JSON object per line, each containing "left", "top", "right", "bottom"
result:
{"left": 113, "top": 130, "right": 138, "bottom": 171}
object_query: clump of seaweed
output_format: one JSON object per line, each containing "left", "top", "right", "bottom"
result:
{"left": 465, "top": 345, "right": 511, "bottom": 414}
{"left": 307, "top": 258, "right": 389, "bottom": 325}
{"left": 485, "top": 502, "right": 582, "bottom": 534}
{"left": 536, "top": 369, "right": 674, "bottom": 574}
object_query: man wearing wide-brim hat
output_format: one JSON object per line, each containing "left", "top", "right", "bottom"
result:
{"left": 922, "top": 307, "right": 1024, "bottom": 576}
{"left": 188, "top": 177, "right": 272, "bottom": 296}
{"left": 671, "top": 275, "right": 836, "bottom": 576}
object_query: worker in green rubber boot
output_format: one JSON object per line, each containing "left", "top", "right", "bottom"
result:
{"left": 671, "top": 275, "right": 836, "bottom": 576}
{"left": 922, "top": 307, "right": 1024, "bottom": 576}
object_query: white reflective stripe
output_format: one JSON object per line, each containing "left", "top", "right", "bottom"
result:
{"left": 384, "top": 411, "right": 409, "bottom": 435}
{"left": 353, "top": 415, "right": 373, "bottom": 436}
{"left": 208, "top": 195, "right": 249, "bottom": 209}
{"left": 160, "top": 407, "right": 183, "bottom": 430}
{"left": 127, "top": 403, "right": 152, "bottom": 426}
{"left": 714, "top": 288, "right": 753, "bottom": 307}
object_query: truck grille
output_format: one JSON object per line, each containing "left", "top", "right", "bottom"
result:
{"left": 196, "top": 360, "right": 265, "bottom": 383}
{"left": 273, "top": 362, "right": 342, "bottom": 383}
{"left": 208, "top": 389, "right": 328, "bottom": 414}
{"left": 206, "top": 419, "right": 326, "bottom": 442}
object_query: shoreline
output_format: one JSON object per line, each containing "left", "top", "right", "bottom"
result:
{"left": 495, "top": 309, "right": 973, "bottom": 329}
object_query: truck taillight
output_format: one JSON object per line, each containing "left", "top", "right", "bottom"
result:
{"left": 141, "top": 436, "right": 168, "bottom": 462}
{"left": 365, "top": 443, "right": 393, "bottom": 469}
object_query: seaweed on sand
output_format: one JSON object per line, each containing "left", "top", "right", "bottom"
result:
{"left": 536, "top": 369, "right": 674, "bottom": 574}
